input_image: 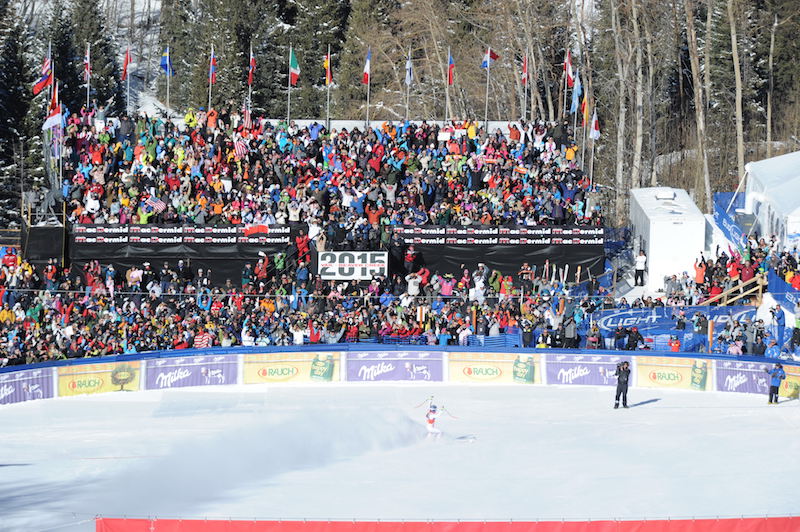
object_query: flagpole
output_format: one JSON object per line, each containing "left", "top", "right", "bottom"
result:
{"left": 522, "top": 54, "right": 527, "bottom": 122}
{"left": 589, "top": 135, "right": 595, "bottom": 189}
{"left": 562, "top": 53, "right": 568, "bottom": 120}
{"left": 326, "top": 43, "right": 331, "bottom": 130}
{"left": 581, "top": 120, "right": 587, "bottom": 170}
{"left": 287, "top": 44, "right": 292, "bottom": 124}
{"left": 445, "top": 46, "right": 450, "bottom": 125}
{"left": 366, "top": 58, "right": 370, "bottom": 129}
{"left": 405, "top": 48, "right": 410, "bottom": 122}
{"left": 86, "top": 42, "right": 91, "bottom": 110}
{"left": 208, "top": 44, "right": 213, "bottom": 112}
{"left": 572, "top": 72, "right": 578, "bottom": 136}
{"left": 126, "top": 48, "right": 131, "bottom": 116}
{"left": 166, "top": 48, "right": 171, "bottom": 119}
{"left": 248, "top": 43, "right": 253, "bottom": 112}
{"left": 484, "top": 47, "right": 491, "bottom": 128}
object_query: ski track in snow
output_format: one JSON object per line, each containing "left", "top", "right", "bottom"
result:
{"left": 0, "top": 384, "right": 798, "bottom": 531}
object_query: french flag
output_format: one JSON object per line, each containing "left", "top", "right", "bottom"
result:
{"left": 480, "top": 48, "right": 499, "bottom": 69}
{"left": 448, "top": 53, "right": 454, "bottom": 86}
{"left": 362, "top": 48, "right": 371, "bottom": 84}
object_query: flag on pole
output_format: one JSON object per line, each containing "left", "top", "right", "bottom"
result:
{"left": 589, "top": 109, "right": 601, "bottom": 140}
{"left": 121, "top": 47, "right": 131, "bottom": 82}
{"left": 581, "top": 94, "right": 589, "bottom": 126}
{"left": 570, "top": 70, "right": 582, "bottom": 114}
{"left": 323, "top": 52, "right": 332, "bottom": 85}
{"left": 405, "top": 52, "right": 413, "bottom": 86}
{"left": 362, "top": 48, "right": 371, "bottom": 84}
{"left": 83, "top": 43, "right": 91, "bottom": 82}
{"left": 32, "top": 55, "right": 53, "bottom": 95}
{"left": 242, "top": 105, "right": 253, "bottom": 130}
{"left": 160, "top": 47, "right": 174, "bottom": 76}
{"left": 521, "top": 55, "right": 528, "bottom": 86}
{"left": 42, "top": 81, "right": 61, "bottom": 130}
{"left": 248, "top": 47, "right": 256, "bottom": 86}
{"left": 480, "top": 48, "right": 499, "bottom": 68}
{"left": 289, "top": 48, "right": 300, "bottom": 86}
{"left": 208, "top": 47, "right": 218, "bottom": 84}
{"left": 447, "top": 52, "right": 455, "bottom": 85}
{"left": 564, "top": 50, "right": 574, "bottom": 87}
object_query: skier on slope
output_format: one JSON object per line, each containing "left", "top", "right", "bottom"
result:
{"left": 426, "top": 404, "right": 443, "bottom": 437}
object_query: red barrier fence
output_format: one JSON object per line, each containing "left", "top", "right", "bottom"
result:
{"left": 96, "top": 518, "right": 800, "bottom": 532}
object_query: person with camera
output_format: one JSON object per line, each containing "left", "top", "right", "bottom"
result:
{"left": 770, "top": 304, "right": 786, "bottom": 350}
{"left": 764, "top": 362, "right": 786, "bottom": 404}
{"left": 614, "top": 361, "right": 631, "bottom": 409}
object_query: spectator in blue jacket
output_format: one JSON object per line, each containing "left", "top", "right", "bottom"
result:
{"left": 765, "top": 339, "right": 781, "bottom": 359}
{"left": 772, "top": 304, "right": 786, "bottom": 348}
{"left": 765, "top": 362, "right": 786, "bottom": 404}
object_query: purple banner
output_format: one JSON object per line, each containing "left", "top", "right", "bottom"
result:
{"left": 0, "top": 368, "right": 54, "bottom": 405}
{"left": 545, "top": 354, "right": 622, "bottom": 386}
{"left": 145, "top": 354, "right": 238, "bottom": 390}
{"left": 346, "top": 352, "right": 444, "bottom": 382}
{"left": 715, "top": 360, "right": 771, "bottom": 394}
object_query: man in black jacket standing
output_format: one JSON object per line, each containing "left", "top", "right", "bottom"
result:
{"left": 615, "top": 361, "right": 631, "bottom": 409}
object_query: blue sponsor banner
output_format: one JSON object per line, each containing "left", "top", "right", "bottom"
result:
{"left": 587, "top": 305, "right": 756, "bottom": 335}
{"left": 767, "top": 270, "right": 800, "bottom": 310}
{"left": 713, "top": 192, "right": 748, "bottom": 250}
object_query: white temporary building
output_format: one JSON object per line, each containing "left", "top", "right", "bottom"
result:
{"left": 744, "top": 150, "right": 800, "bottom": 250}
{"left": 629, "top": 188, "right": 705, "bottom": 292}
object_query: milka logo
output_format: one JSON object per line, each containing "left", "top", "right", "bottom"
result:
{"left": 557, "top": 365, "right": 591, "bottom": 384}
{"left": 357, "top": 362, "right": 395, "bottom": 381}
{"left": 0, "top": 384, "right": 14, "bottom": 401}
{"left": 155, "top": 368, "right": 192, "bottom": 388}
{"left": 724, "top": 373, "right": 748, "bottom": 391}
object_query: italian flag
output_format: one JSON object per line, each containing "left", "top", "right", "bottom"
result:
{"left": 289, "top": 48, "right": 300, "bottom": 86}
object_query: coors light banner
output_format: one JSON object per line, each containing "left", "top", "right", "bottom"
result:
{"left": 145, "top": 354, "right": 238, "bottom": 390}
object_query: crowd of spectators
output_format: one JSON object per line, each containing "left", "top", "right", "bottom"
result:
{"left": 61, "top": 110, "right": 603, "bottom": 238}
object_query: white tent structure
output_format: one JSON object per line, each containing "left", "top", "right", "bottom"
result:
{"left": 629, "top": 188, "right": 705, "bottom": 292}
{"left": 744, "top": 150, "right": 800, "bottom": 250}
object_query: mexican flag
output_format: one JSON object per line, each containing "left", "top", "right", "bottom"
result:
{"left": 289, "top": 48, "right": 300, "bottom": 86}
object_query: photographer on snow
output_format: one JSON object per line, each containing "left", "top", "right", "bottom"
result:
{"left": 614, "top": 361, "right": 631, "bottom": 409}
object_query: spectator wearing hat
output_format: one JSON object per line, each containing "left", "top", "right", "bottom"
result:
{"left": 764, "top": 363, "right": 786, "bottom": 404}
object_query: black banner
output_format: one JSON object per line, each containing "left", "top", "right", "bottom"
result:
{"left": 69, "top": 224, "right": 308, "bottom": 285}
{"left": 22, "top": 223, "right": 65, "bottom": 264}
{"left": 393, "top": 225, "right": 605, "bottom": 279}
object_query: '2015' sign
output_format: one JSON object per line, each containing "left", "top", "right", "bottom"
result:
{"left": 317, "top": 251, "right": 389, "bottom": 280}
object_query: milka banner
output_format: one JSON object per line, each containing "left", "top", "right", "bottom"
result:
{"left": 545, "top": 354, "right": 622, "bottom": 386}
{"left": 588, "top": 305, "right": 756, "bottom": 335}
{"left": 145, "top": 354, "right": 238, "bottom": 390}
{"left": 0, "top": 367, "right": 54, "bottom": 405}
{"left": 346, "top": 352, "right": 443, "bottom": 382}
{"left": 715, "top": 360, "right": 772, "bottom": 395}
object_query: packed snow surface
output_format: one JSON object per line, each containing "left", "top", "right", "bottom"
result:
{"left": 1, "top": 384, "right": 798, "bottom": 531}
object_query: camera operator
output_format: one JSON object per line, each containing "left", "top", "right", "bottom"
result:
{"left": 764, "top": 362, "right": 786, "bottom": 404}
{"left": 614, "top": 361, "right": 631, "bottom": 409}
{"left": 770, "top": 304, "right": 786, "bottom": 350}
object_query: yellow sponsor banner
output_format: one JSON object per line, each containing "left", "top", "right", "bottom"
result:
{"left": 636, "top": 356, "right": 712, "bottom": 391}
{"left": 448, "top": 352, "right": 541, "bottom": 384}
{"left": 780, "top": 364, "right": 800, "bottom": 399}
{"left": 57, "top": 361, "right": 141, "bottom": 396}
{"left": 243, "top": 352, "right": 341, "bottom": 384}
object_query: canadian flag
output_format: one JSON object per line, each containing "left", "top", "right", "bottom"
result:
{"left": 564, "top": 50, "right": 574, "bottom": 88}
{"left": 521, "top": 55, "right": 528, "bottom": 86}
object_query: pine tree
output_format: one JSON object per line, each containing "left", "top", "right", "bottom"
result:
{"left": 71, "top": 0, "right": 122, "bottom": 112}
{"left": 47, "top": 0, "right": 81, "bottom": 114}
{"left": 158, "top": 0, "right": 196, "bottom": 112}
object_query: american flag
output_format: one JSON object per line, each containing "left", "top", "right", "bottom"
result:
{"left": 242, "top": 106, "right": 252, "bottom": 130}
{"left": 234, "top": 139, "right": 249, "bottom": 160}
{"left": 146, "top": 196, "right": 166, "bottom": 213}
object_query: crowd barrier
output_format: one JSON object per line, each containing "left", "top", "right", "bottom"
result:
{"left": 2, "top": 345, "right": 798, "bottom": 406}
{"left": 95, "top": 517, "right": 800, "bottom": 532}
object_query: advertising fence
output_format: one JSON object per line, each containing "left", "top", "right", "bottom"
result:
{"left": 95, "top": 516, "right": 800, "bottom": 532}
{"left": 2, "top": 346, "right": 798, "bottom": 407}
